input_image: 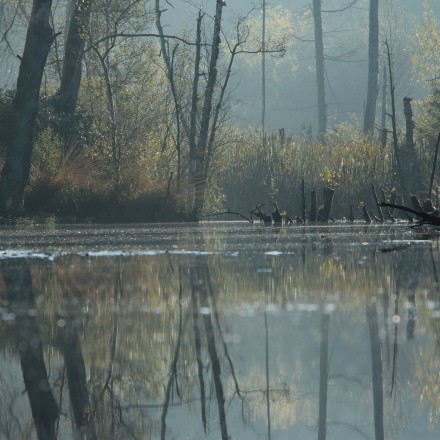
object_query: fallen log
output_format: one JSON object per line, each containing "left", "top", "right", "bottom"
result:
{"left": 201, "top": 210, "right": 253, "bottom": 223}
{"left": 379, "top": 202, "right": 440, "bottom": 226}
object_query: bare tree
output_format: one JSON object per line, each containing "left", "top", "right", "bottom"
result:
{"left": 155, "top": 0, "right": 234, "bottom": 218}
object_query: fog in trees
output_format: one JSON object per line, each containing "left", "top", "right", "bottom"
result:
{"left": 0, "top": 0, "right": 440, "bottom": 219}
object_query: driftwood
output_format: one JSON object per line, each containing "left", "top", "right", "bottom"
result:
{"left": 251, "top": 205, "right": 272, "bottom": 224}
{"left": 379, "top": 202, "right": 440, "bottom": 226}
{"left": 251, "top": 203, "right": 293, "bottom": 225}
{"left": 201, "top": 210, "right": 253, "bottom": 223}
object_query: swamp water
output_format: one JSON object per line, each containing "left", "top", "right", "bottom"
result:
{"left": 0, "top": 222, "right": 440, "bottom": 440}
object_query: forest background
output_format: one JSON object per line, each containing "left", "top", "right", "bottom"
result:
{"left": 0, "top": 0, "right": 440, "bottom": 222}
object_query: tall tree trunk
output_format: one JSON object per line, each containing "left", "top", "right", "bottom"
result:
{"left": 0, "top": 0, "right": 54, "bottom": 215}
{"left": 54, "top": 0, "right": 93, "bottom": 114}
{"left": 403, "top": 97, "right": 420, "bottom": 195}
{"left": 379, "top": 65, "right": 388, "bottom": 149}
{"left": 262, "top": 0, "right": 266, "bottom": 130}
{"left": 89, "top": 44, "right": 120, "bottom": 184}
{"left": 187, "top": 10, "right": 203, "bottom": 212}
{"left": 385, "top": 39, "right": 405, "bottom": 201}
{"left": 155, "top": 0, "right": 190, "bottom": 196}
{"left": 363, "top": 0, "right": 379, "bottom": 134}
{"left": 312, "top": 0, "right": 327, "bottom": 134}
{"left": 192, "top": 0, "right": 225, "bottom": 218}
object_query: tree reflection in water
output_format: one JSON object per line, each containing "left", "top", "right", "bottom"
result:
{"left": 1, "top": 260, "right": 59, "bottom": 440}
{"left": 0, "top": 226, "right": 440, "bottom": 439}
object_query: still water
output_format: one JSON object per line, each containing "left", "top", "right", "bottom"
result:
{"left": 0, "top": 222, "right": 440, "bottom": 440}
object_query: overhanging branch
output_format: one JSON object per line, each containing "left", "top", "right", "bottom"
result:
{"left": 83, "top": 32, "right": 208, "bottom": 53}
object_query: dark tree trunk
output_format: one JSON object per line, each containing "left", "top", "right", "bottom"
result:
{"left": 2, "top": 260, "right": 59, "bottom": 440}
{"left": 54, "top": 0, "right": 93, "bottom": 114}
{"left": 363, "top": 0, "right": 379, "bottom": 134}
{"left": 262, "top": 0, "right": 267, "bottom": 129}
{"left": 379, "top": 65, "right": 388, "bottom": 149}
{"left": 402, "top": 97, "right": 420, "bottom": 195}
{"left": 318, "top": 308, "right": 330, "bottom": 440}
{"left": 0, "top": 0, "right": 54, "bottom": 215}
{"left": 59, "top": 320, "right": 97, "bottom": 439}
{"left": 196, "top": 264, "right": 229, "bottom": 440}
{"left": 301, "top": 179, "right": 306, "bottom": 223}
{"left": 193, "top": 0, "right": 225, "bottom": 218}
{"left": 385, "top": 40, "right": 405, "bottom": 201}
{"left": 160, "top": 267, "right": 184, "bottom": 440}
{"left": 191, "top": 268, "right": 207, "bottom": 433}
{"left": 366, "top": 302, "right": 384, "bottom": 440}
{"left": 309, "top": 190, "right": 317, "bottom": 222}
{"left": 312, "top": 0, "right": 327, "bottom": 134}
{"left": 319, "top": 187, "right": 334, "bottom": 222}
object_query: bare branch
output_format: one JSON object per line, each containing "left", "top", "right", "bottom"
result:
{"left": 322, "top": 0, "right": 360, "bottom": 13}
{"left": 83, "top": 32, "right": 208, "bottom": 53}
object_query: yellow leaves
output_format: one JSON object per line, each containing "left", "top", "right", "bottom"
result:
{"left": 319, "top": 166, "right": 341, "bottom": 189}
{"left": 412, "top": 2, "right": 440, "bottom": 86}
{"left": 240, "top": 5, "right": 304, "bottom": 68}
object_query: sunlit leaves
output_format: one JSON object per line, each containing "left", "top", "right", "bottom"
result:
{"left": 239, "top": 5, "right": 301, "bottom": 69}
{"left": 412, "top": 2, "right": 440, "bottom": 87}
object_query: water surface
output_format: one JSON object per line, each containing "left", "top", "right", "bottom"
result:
{"left": 0, "top": 222, "right": 439, "bottom": 439}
